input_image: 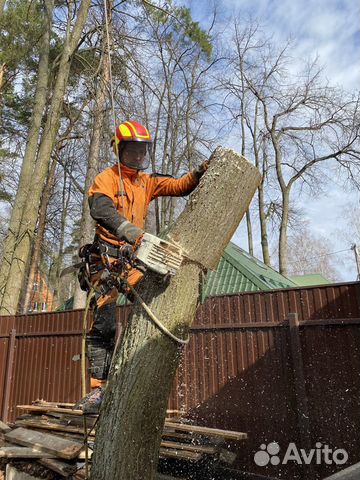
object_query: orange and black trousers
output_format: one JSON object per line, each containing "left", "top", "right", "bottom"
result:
{"left": 86, "top": 256, "right": 143, "bottom": 389}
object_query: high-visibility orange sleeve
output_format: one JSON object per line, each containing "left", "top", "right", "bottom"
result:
{"left": 88, "top": 167, "right": 117, "bottom": 201}
{"left": 149, "top": 172, "right": 198, "bottom": 200}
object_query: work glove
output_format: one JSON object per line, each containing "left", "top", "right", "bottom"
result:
{"left": 115, "top": 220, "right": 144, "bottom": 245}
{"left": 192, "top": 160, "right": 210, "bottom": 180}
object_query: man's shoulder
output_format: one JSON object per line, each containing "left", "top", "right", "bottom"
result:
{"left": 96, "top": 164, "right": 118, "bottom": 179}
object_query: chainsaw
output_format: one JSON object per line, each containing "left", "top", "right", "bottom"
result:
{"left": 61, "top": 233, "right": 184, "bottom": 279}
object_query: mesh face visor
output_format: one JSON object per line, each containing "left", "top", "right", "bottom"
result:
{"left": 120, "top": 141, "right": 151, "bottom": 170}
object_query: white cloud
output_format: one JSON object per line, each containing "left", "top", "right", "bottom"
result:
{"left": 209, "top": 0, "right": 360, "bottom": 90}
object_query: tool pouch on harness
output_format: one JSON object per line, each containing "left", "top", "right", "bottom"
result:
{"left": 78, "top": 243, "right": 99, "bottom": 292}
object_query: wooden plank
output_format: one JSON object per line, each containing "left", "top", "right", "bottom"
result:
{"left": 17, "top": 405, "right": 83, "bottom": 416}
{"left": 15, "top": 419, "right": 95, "bottom": 437}
{"left": 164, "top": 421, "right": 247, "bottom": 441}
{"left": 160, "top": 440, "right": 216, "bottom": 455}
{"left": 38, "top": 458, "right": 78, "bottom": 477}
{"left": 159, "top": 448, "right": 202, "bottom": 461}
{"left": 162, "top": 431, "right": 196, "bottom": 441}
{"left": 0, "top": 421, "right": 11, "bottom": 433}
{"left": 78, "top": 447, "right": 93, "bottom": 459}
{"left": 0, "top": 447, "right": 55, "bottom": 458}
{"left": 32, "top": 401, "right": 76, "bottom": 408}
{"left": 5, "top": 428, "right": 83, "bottom": 460}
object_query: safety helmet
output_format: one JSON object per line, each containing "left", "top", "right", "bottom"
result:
{"left": 111, "top": 120, "right": 152, "bottom": 170}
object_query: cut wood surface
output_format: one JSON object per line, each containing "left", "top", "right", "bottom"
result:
{"left": 5, "top": 427, "right": 83, "bottom": 459}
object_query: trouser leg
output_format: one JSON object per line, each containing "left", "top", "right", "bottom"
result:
{"left": 87, "top": 301, "right": 117, "bottom": 386}
{"left": 86, "top": 263, "right": 144, "bottom": 389}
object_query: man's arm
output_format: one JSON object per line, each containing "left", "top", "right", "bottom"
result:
{"left": 88, "top": 193, "right": 143, "bottom": 244}
{"left": 149, "top": 162, "right": 209, "bottom": 199}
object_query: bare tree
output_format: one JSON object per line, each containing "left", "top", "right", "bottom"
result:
{"left": 73, "top": 3, "right": 113, "bottom": 309}
{"left": 287, "top": 223, "right": 340, "bottom": 281}
{"left": 0, "top": 0, "right": 91, "bottom": 314}
{"left": 246, "top": 53, "right": 360, "bottom": 274}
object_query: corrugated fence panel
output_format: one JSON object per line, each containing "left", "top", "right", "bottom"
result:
{"left": 0, "top": 282, "right": 359, "bottom": 480}
{"left": 0, "top": 336, "right": 10, "bottom": 417}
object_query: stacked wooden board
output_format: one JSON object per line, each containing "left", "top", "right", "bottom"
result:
{"left": 0, "top": 401, "right": 247, "bottom": 479}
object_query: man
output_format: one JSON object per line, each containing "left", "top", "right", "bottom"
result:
{"left": 79, "top": 120, "right": 208, "bottom": 413}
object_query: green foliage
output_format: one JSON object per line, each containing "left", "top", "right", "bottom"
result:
{"left": 0, "top": 0, "right": 44, "bottom": 72}
{"left": 0, "top": 148, "right": 15, "bottom": 204}
{"left": 0, "top": 1, "right": 46, "bottom": 137}
{"left": 144, "top": 2, "right": 212, "bottom": 60}
{"left": 173, "top": 6, "right": 212, "bottom": 60}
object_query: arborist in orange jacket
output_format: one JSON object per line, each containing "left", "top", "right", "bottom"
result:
{"left": 77, "top": 120, "right": 209, "bottom": 413}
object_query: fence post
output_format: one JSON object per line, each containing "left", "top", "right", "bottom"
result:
{"left": 288, "top": 312, "right": 313, "bottom": 478}
{"left": 2, "top": 328, "right": 16, "bottom": 423}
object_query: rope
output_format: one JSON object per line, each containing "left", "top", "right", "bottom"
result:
{"left": 127, "top": 284, "right": 190, "bottom": 346}
{"left": 103, "top": 0, "right": 127, "bottom": 217}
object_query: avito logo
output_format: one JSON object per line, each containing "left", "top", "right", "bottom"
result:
{"left": 254, "top": 442, "right": 348, "bottom": 466}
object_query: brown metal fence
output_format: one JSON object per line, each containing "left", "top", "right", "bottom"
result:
{"left": 0, "top": 282, "right": 359, "bottom": 480}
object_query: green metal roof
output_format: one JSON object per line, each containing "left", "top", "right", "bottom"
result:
{"left": 200, "top": 242, "right": 296, "bottom": 301}
{"left": 289, "top": 273, "right": 331, "bottom": 286}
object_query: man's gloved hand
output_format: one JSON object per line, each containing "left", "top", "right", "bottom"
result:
{"left": 193, "top": 160, "right": 210, "bottom": 180}
{"left": 115, "top": 220, "right": 144, "bottom": 245}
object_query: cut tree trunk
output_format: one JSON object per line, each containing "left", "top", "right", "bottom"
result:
{"left": 90, "top": 147, "right": 261, "bottom": 480}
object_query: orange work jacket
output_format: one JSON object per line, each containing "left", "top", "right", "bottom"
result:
{"left": 88, "top": 164, "right": 198, "bottom": 246}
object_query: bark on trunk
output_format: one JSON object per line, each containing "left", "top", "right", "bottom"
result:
{"left": 279, "top": 188, "right": 290, "bottom": 275}
{"left": 0, "top": 0, "right": 53, "bottom": 311}
{"left": 245, "top": 209, "right": 254, "bottom": 256}
{"left": 21, "top": 156, "right": 57, "bottom": 313}
{"left": 73, "top": 10, "right": 111, "bottom": 309}
{"left": 0, "top": 63, "right": 6, "bottom": 96}
{"left": 90, "top": 147, "right": 261, "bottom": 480}
{"left": 52, "top": 161, "right": 72, "bottom": 308}
{"left": 0, "top": 0, "right": 91, "bottom": 315}
{"left": 258, "top": 183, "right": 271, "bottom": 265}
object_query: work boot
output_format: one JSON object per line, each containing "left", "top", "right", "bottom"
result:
{"left": 74, "top": 387, "right": 104, "bottom": 414}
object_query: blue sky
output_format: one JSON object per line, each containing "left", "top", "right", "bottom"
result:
{"left": 182, "top": 0, "right": 360, "bottom": 281}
